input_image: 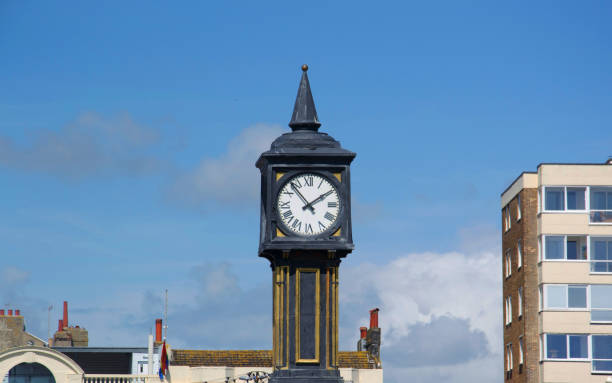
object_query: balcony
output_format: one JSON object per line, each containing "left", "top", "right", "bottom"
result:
{"left": 590, "top": 210, "right": 612, "bottom": 224}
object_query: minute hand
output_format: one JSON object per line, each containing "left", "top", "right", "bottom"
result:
{"left": 291, "top": 183, "right": 315, "bottom": 213}
{"left": 302, "top": 190, "right": 334, "bottom": 211}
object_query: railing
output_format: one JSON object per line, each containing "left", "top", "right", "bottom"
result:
{"left": 593, "top": 359, "right": 612, "bottom": 373}
{"left": 589, "top": 210, "right": 612, "bottom": 223}
{"left": 591, "top": 309, "right": 612, "bottom": 323}
{"left": 590, "top": 260, "right": 612, "bottom": 273}
{"left": 83, "top": 375, "right": 161, "bottom": 383}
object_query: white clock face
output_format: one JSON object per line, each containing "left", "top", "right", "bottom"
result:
{"left": 277, "top": 173, "right": 341, "bottom": 236}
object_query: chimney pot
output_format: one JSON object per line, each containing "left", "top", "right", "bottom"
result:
{"left": 369, "top": 308, "right": 379, "bottom": 329}
{"left": 360, "top": 327, "right": 367, "bottom": 339}
{"left": 63, "top": 301, "right": 68, "bottom": 328}
{"left": 0, "top": 309, "right": 4, "bottom": 316}
{"left": 58, "top": 319, "right": 63, "bottom": 332}
{"left": 7, "top": 309, "right": 13, "bottom": 316}
{"left": 155, "top": 319, "right": 163, "bottom": 342}
{"left": 15, "top": 309, "right": 20, "bottom": 316}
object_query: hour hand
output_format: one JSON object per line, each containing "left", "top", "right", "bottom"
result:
{"left": 302, "top": 190, "right": 333, "bottom": 211}
{"left": 291, "top": 183, "right": 314, "bottom": 212}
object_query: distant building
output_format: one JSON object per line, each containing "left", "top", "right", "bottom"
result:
{"left": 501, "top": 159, "right": 612, "bottom": 382}
{"left": 0, "top": 309, "right": 45, "bottom": 351}
{"left": 51, "top": 301, "right": 88, "bottom": 347}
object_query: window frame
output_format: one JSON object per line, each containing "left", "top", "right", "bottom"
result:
{"left": 506, "top": 343, "right": 513, "bottom": 372}
{"left": 541, "top": 186, "right": 588, "bottom": 213}
{"left": 505, "top": 249, "right": 512, "bottom": 278}
{"left": 542, "top": 284, "right": 589, "bottom": 311}
{"left": 543, "top": 333, "right": 590, "bottom": 361}
{"left": 540, "top": 235, "right": 589, "bottom": 262}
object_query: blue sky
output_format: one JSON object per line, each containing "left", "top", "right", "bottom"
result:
{"left": 2, "top": 2, "right": 612, "bottom": 382}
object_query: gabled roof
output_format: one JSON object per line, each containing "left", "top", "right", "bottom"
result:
{"left": 171, "top": 350, "right": 375, "bottom": 369}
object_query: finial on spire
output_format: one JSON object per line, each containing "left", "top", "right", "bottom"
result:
{"left": 289, "top": 64, "right": 321, "bottom": 131}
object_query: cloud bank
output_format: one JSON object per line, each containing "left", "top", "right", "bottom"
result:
{"left": 0, "top": 112, "right": 161, "bottom": 179}
{"left": 169, "top": 124, "right": 284, "bottom": 207}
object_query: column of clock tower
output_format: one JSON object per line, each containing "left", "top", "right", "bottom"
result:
{"left": 256, "top": 65, "right": 355, "bottom": 383}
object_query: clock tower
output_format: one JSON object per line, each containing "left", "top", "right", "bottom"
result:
{"left": 256, "top": 65, "right": 355, "bottom": 383}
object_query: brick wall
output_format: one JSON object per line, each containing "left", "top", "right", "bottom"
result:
{"left": 502, "top": 189, "right": 539, "bottom": 383}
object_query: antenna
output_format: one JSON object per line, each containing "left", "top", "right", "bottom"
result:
{"left": 47, "top": 305, "right": 53, "bottom": 342}
{"left": 164, "top": 289, "right": 168, "bottom": 341}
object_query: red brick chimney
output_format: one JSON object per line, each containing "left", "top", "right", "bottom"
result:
{"left": 360, "top": 326, "right": 367, "bottom": 339}
{"left": 369, "top": 308, "right": 379, "bottom": 329}
{"left": 155, "top": 319, "right": 163, "bottom": 343}
{"left": 58, "top": 319, "right": 63, "bottom": 331}
{"left": 7, "top": 309, "right": 13, "bottom": 316}
{"left": 63, "top": 301, "right": 68, "bottom": 328}
{"left": 15, "top": 309, "right": 20, "bottom": 316}
{"left": 0, "top": 309, "right": 4, "bottom": 316}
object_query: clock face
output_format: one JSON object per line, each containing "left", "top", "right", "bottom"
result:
{"left": 276, "top": 173, "right": 341, "bottom": 236}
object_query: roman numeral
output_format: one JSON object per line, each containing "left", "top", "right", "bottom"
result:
{"left": 279, "top": 201, "right": 290, "bottom": 209}
{"left": 328, "top": 201, "right": 338, "bottom": 208}
{"left": 292, "top": 179, "right": 302, "bottom": 188}
{"left": 318, "top": 178, "right": 324, "bottom": 189}
{"left": 318, "top": 221, "right": 326, "bottom": 231}
{"left": 282, "top": 191, "right": 294, "bottom": 196}
{"left": 324, "top": 212, "right": 336, "bottom": 222}
{"left": 304, "top": 176, "right": 313, "bottom": 187}
{"left": 283, "top": 210, "right": 293, "bottom": 219}
{"left": 291, "top": 219, "right": 301, "bottom": 231}
{"left": 305, "top": 224, "right": 313, "bottom": 234}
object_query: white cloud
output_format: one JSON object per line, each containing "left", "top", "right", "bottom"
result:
{"left": 340, "top": 244, "right": 501, "bottom": 383}
{"left": 169, "top": 124, "right": 284, "bottom": 206}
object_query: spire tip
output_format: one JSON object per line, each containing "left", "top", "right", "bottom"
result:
{"left": 301, "top": 64, "right": 308, "bottom": 72}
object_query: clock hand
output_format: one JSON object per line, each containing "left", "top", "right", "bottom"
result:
{"left": 302, "top": 190, "right": 334, "bottom": 211}
{"left": 291, "top": 183, "right": 315, "bottom": 213}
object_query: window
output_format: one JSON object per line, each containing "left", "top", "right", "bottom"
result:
{"left": 506, "top": 343, "right": 513, "bottom": 371}
{"left": 518, "top": 287, "right": 523, "bottom": 317}
{"left": 517, "top": 239, "right": 522, "bottom": 269}
{"left": 590, "top": 237, "right": 612, "bottom": 272}
{"left": 567, "top": 187, "right": 586, "bottom": 210}
{"left": 519, "top": 337, "right": 524, "bottom": 365}
{"left": 545, "top": 334, "right": 588, "bottom": 360}
{"left": 590, "top": 187, "right": 612, "bottom": 223}
{"left": 543, "top": 284, "right": 587, "bottom": 309}
{"left": 590, "top": 285, "right": 612, "bottom": 322}
{"left": 542, "top": 235, "right": 587, "bottom": 260}
{"left": 503, "top": 205, "right": 511, "bottom": 231}
{"left": 505, "top": 296, "right": 513, "bottom": 325}
{"left": 542, "top": 186, "right": 587, "bottom": 212}
{"left": 505, "top": 249, "right": 512, "bottom": 277}
{"left": 592, "top": 335, "right": 612, "bottom": 372}
{"left": 517, "top": 194, "right": 522, "bottom": 220}
{"left": 545, "top": 187, "right": 565, "bottom": 210}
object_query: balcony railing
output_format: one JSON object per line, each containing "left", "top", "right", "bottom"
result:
{"left": 83, "top": 375, "right": 161, "bottom": 383}
{"left": 590, "top": 210, "right": 612, "bottom": 224}
{"left": 591, "top": 260, "right": 612, "bottom": 273}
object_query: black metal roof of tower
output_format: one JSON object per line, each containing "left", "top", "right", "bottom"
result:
{"left": 288, "top": 64, "right": 321, "bottom": 131}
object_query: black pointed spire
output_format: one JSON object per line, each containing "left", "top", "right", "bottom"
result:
{"left": 289, "top": 64, "right": 321, "bottom": 131}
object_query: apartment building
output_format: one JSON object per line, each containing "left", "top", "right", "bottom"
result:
{"left": 501, "top": 159, "right": 612, "bottom": 383}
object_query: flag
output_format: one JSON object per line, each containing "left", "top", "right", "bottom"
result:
{"left": 158, "top": 341, "right": 168, "bottom": 380}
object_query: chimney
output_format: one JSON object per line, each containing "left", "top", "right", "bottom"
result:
{"left": 63, "top": 301, "right": 68, "bottom": 328}
{"left": 369, "top": 308, "right": 379, "bottom": 329}
{"left": 155, "top": 319, "right": 163, "bottom": 343}
{"left": 0, "top": 309, "right": 4, "bottom": 316}
{"left": 8, "top": 309, "right": 13, "bottom": 316}
{"left": 360, "top": 327, "right": 367, "bottom": 339}
{"left": 58, "top": 319, "right": 63, "bottom": 332}
{"left": 365, "top": 308, "right": 381, "bottom": 367}
{"left": 15, "top": 309, "right": 20, "bottom": 316}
